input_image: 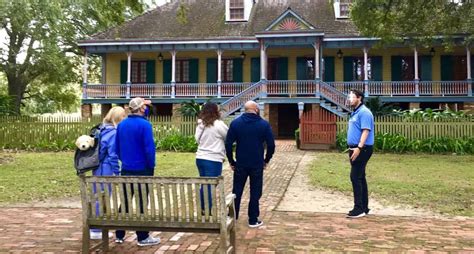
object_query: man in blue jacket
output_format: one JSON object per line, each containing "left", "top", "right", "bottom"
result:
{"left": 225, "top": 101, "right": 275, "bottom": 228}
{"left": 115, "top": 97, "right": 160, "bottom": 246}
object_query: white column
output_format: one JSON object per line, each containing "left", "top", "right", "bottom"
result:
{"left": 171, "top": 50, "right": 177, "bottom": 98}
{"left": 260, "top": 42, "right": 267, "bottom": 80}
{"left": 467, "top": 47, "right": 472, "bottom": 80}
{"left": 171, "top": 50, "right": 177, "bottom": 83}
{"left": 101, "top": 54, "right": 106, "bottom": 84}
{"left": 314, "top": 41, "right": 320, "bottom": 80}
{"left": 126, "top": 52, "right": 132, "bottom": 83}
{"left": 82, "top": 50, "right": 88, "bottom": 84}
{"left": 363, "top": 47, "right": 369, "bottom": 81}
{"left": 217, "top": 49, "right": 223, "bottom": 98}
{"left": 414, "top": 47, "right": 419, "bottom": 80}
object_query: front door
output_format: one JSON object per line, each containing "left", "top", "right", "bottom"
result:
{"left": 277, "top": 104, "right": 299, "bottom": 138}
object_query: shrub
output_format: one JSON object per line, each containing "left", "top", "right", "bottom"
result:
{"left": 156, "top": 134, "right": 197, "bottom": 152}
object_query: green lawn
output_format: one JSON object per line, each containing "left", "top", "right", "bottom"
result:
{"left": 309, "top": 152, "right": 474, "bottom": 216}
{"left": 0, "top": 152, "right": 198, "bottom": 204}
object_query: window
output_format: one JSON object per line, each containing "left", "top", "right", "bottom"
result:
{"left": 334, "top": 0, "right": 352, "bottom": 19}
{"left": 351, "top": 57, "right": 371, "bottom": 81}
{"left": 131, "top": 61, "right": 147, "bottom": 83}
{"left": 176, "top": 60, "right": 190, "bottom": 83}
{"left": 222, "top": 59, "right": 234, "bottom": 82}
{"left": 229, "top": 0, "right": 244, "bottom": 20}
{"left": 339, "top": 3, "right": 350, "bottom": 17}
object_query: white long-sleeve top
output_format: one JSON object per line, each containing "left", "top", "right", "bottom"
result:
{"left": 195, "top": 119, "right": 228, "bottom": 162}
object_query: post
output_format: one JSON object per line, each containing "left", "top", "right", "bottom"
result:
{"left": 467, "top": 46, "right": 472, "bottom": 96}
{"left": 82, "top": 50, "right": 88, "bottom": 99}
{"left": 414, "top": 47, "right": 420, "bottom": 96}
{"left": 171, "top": 50, "right": 177, "bottom": 98}
{"left": 363, "top": 47, "right": 369, "bottom": 97}
{"left": 314, "top": 41, "right": 320, "bottom": 80}
{"left": 126, "top": 52, "right": 132, "bottom": 99}
{"left": 258, "top": 102, "right": 265, "bottom": 119}
{"left": 217, "top": 49, "right": 223, "bottom": 98}
{"left": 260, "top": 41, "right": 267, "bottom": 97}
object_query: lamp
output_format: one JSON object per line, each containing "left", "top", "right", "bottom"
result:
{"left": 240, "top": 51, "right": 246, "bottom": 59}
{"left": 157, "top": 52, "right": 164, "bottom": 62}
{"left": 336, "top": 49, "right": 343, "bottom": 59}
{"left": 429, "top": 47, "right": 436, "bottom": 57}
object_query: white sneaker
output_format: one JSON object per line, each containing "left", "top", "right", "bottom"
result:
{"left": 248, "top": 220, "right": 264, "bottom": 228}
{"left": 137, "top": 236, "right": 161, "bottom": 247}
{"left": 90, "top": 231, "right": 102, "bottom": 240}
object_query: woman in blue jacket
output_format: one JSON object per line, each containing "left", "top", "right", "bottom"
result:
{"left": 90, "top": 106, "right": 126, "bottom": 240}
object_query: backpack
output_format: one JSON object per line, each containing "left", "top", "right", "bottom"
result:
{"left": 74, "top": 123, "right": 102, "bottom": 175}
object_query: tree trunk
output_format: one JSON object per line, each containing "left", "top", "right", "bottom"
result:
{"left": 6, "top": 75, "right": 27, "bottom": 115}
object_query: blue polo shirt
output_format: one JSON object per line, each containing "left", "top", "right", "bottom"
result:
{"left": 347, "top": 104, "right": 374, "bottom": 146}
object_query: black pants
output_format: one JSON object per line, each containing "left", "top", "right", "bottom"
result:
{"left": 348, "top": 146, "right": 373, "bottom": 212}
{"left": 232, "top": 166, "right": 263, "bottom": 224}
{"left": 116, "top": 169, "right": 153, "bottom": 241}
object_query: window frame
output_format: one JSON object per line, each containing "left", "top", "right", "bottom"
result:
{"left": 131, "top": 61, "right": 148, "bottom": 84}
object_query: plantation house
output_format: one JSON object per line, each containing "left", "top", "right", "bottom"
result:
{"left": 78, "top": 0, "right": 473, "bottom": 138}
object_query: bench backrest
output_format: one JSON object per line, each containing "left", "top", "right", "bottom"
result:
{"left": 79, "top": 176, "right": 226, "bottom": 227}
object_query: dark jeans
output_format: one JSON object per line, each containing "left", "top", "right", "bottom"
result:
{"left": 232, "top": 166, "right": 263, "bottom": 224}
{"left": 116, "top": 169, "right": 153, "bottom": 241}
{"left": 196, "top": 159, "right": 223, "bottom": 211}
{"left": 348, "top": 146, "right": 373, "bottom": 212}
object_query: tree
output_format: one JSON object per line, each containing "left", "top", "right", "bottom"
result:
{"left": 0, "top": 0, "right": 145, "bottom": 114}
{"left": 350, "top": 0, "right": 473, "bottom": 47}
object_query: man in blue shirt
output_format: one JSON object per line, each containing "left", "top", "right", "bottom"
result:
{"left": 115, "top": 97, "right": 160, "bottom": 246}
{"left": 346, "top": 89, "right": 374, "bottom": 218}
{"left": 225, "top": 101, "right": 275, "bottom": 228}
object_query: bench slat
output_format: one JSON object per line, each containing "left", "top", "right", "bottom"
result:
{"left": 179, "top": 183, "right": 186, "bottom": 222}
{"left": 141, "top": 183, "right": 149, "bottom": 220}
{"left": 125, "top": 183, "right": 133, "bottom": 219}
{"left": 187, "top": 183, "right": 194, "bottom": 222}
{"left": 104, "top": 183, "right": 112, "bottom": 219}
{"left": 90, "top": 183, "right": 96, "bottom": 218}
{"left": 203, "top": 183, "right": 210, "bottom": 221}
{"left": 111, "top": 183, "right": 119, "bottom": 219}
{"left": 211, "top": 184, "right": 217, "bottom": 223}
{"left": 157, "top": 183, "right": 164, "bottom": 220}
{"left": 195, "top": 183, "right": 202, "bottom": 222}
{"left": 119, "top": 183, "right": 126, "bottom": 219}
{"left": 171, "top": 184, "right": 178, "bottom": 221}
{"left": 149, "top": 183, "right": 156, "bottom": 220}
{"left": 164, "top": 183, "right": 171, "bottom": 221}
{"left": 86, "top": 176, "right": 221, "bottom": 185}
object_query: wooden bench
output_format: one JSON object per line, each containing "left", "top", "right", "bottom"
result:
{"left": 79, "top": 175, "right": 236, "bottom": 253}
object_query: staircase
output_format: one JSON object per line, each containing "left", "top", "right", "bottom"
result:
{"left": 221, "top": 80, "right": 265, "bottom": 117}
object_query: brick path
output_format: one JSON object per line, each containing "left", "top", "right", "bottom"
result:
{"left": 1, "top": 140, "right": 473, "bottom": 253}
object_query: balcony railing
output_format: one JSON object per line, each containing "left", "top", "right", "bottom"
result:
{"left": 83, "top": 81, "right": 472, "bottom": 99}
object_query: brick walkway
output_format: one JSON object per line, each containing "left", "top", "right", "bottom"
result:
{"left": 1, "top": 140, "right": 473, "bottom": 253}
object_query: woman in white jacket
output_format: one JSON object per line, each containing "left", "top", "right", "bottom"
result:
{"left": 195, "top": 102, "right": 228, "bottom": 213}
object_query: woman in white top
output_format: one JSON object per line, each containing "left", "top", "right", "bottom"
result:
{"left": 195, "top": 102, "right": 228, "bottom": 213}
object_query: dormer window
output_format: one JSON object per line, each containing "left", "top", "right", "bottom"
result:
{"left": 226, "top": 0, "right": 254, "bottom": 22}
{"left": 229, "top": 0, "right": 244, "bottom": 20}
{"left": 334, "top": 0, "right": 352, "bottom": 19}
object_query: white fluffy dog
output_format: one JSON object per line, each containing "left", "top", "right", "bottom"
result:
{"left": 75, "top": 135, "right": 95, "bottom": 151}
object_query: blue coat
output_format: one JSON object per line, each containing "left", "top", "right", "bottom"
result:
{"left": 225, "top": 113, "right": 275, "bottom": 169}
{"left": 93, "top": 124, "right": 120, "bottom": 176}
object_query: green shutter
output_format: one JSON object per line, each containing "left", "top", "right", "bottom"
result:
{"left": 233, "top": 58, "right": 243, "bottom": 82}
{"left": 343, "top": 57, "right": 353, "bottom": 81}
{"left": 163, "top": 60, "right": 171, "bottom": 83}
{"left": 323, "top": 57, "right": 335, "bottom": 82}
{"left": 277, "top": 57, "right": 288, "bottom": 80}
{"left": 440, "top": 55, "right": 453, "bottom": 81}
{"left": 120, "top": 60, "right": 127, "bottom": 84}
{"left": 371, "top": 56, "right": 383, "bottom": 81}
{"left": 420, "top": 56, "right": 432, "bottom": 81}
{"left": 251, "top": 57, "right": 260, "bottom": 82}
{"left": 206, "top": 58, "right": 217, "bottom": 83}
{"left": 296, "top": 57, "right": 307, "bottom": 80}
{"left": 391, "top": 56, "right": 402, "bottom": 81}
{"left": 189, "top": 59, "right": 199, "bottom": 83}
{"left": 146, "top": 60, "right": 156, "bottom": 83}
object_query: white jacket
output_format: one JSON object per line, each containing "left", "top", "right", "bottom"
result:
{"left": 195, "top": 119, "right": 228, "bottom": 162}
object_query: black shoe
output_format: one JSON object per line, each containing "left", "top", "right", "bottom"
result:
{"left": 346, "top": 210, "right": 366, "bottom": 218}
{"left": 365, "top": 208, "right": 370, "bottom": 215}
{"left": 248, "top": 220, "right": 263, "bottom": 228}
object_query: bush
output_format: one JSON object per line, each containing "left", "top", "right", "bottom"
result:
{"left": 156, "top": 133, "right": 197, "bottom": 152}
{"left": 295, "top": 128, "right": 300, "bottom": 149}
{"left": 336, "top": 131, "right": 474, "bottom": 154}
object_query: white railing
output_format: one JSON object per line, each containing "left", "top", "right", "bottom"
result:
{"left": 130, "top": 83, "right": 172, "bottom": 98}
{"left": 319, "top": 82, "right": 351, "bottom": 111}
{"left": 221, "top": 81, "right": 264, "bottom": 117}
{"left": 419, "top": 81, "right": 469, "bottom": 96}
{"left": 175, "top": 83, "right": 218, "bottom": 97}
{"left": 326, "top": 81, "right": 365, "bottom": 95}
{"left": 85, "top": 84, "right": 126, "bottom": 98}
{"left": 221, "top": 82, "right": 253, "bottom": 97}
{"left": 267, "top": 80, "right": 318, "bottom": 95}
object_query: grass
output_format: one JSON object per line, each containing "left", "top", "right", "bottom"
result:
{"left": 309, "top": 152, "right": 474, "bottom": 217}
{"left": 0, "top": 151, "right": 198, "bottom": 204}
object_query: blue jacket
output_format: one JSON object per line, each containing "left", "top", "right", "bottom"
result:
{"left": 225, "top": 113, "right": 275, "bottom": 169}
{"left": 94, "top": 123, "right": 120, "bottom": 176}
{"left": 116, "top": 115, "right": 156, "bottom": 173}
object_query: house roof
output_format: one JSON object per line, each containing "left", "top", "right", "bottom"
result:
{"left": 89, "top": 0, "right": 360, "bottom": 42}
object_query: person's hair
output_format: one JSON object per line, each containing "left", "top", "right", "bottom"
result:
{"left": 103, "top": 106, "right": 126, "bottom": 127}
{"left": 198, "top": 102, "right": 220, "bottom": 126}
{"left": 349, "top": 89, "right": 364, "bottom": 102}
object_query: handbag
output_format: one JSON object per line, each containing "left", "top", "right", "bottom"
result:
{"left": 74, "top": 124, "right": 101, "bottom": 175}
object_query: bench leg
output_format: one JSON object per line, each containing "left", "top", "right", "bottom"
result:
{"left": 82, "top": 225, "right": 90, "bottom": 253}
{"left": 102, "top": 229, "right": 109, "bottom": 251}
{"left": 229, "top": 225, "right": 236, "bottom": 254}
{"left": 220, "top": 230, "right": 229, "bottom": 254}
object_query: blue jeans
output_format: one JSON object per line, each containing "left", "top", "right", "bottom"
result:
{"left": 232, "top": 166, "right": 263, "bottom": 224}
{"left": 196, "top": 159, "right": 223, "bottom": 211}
